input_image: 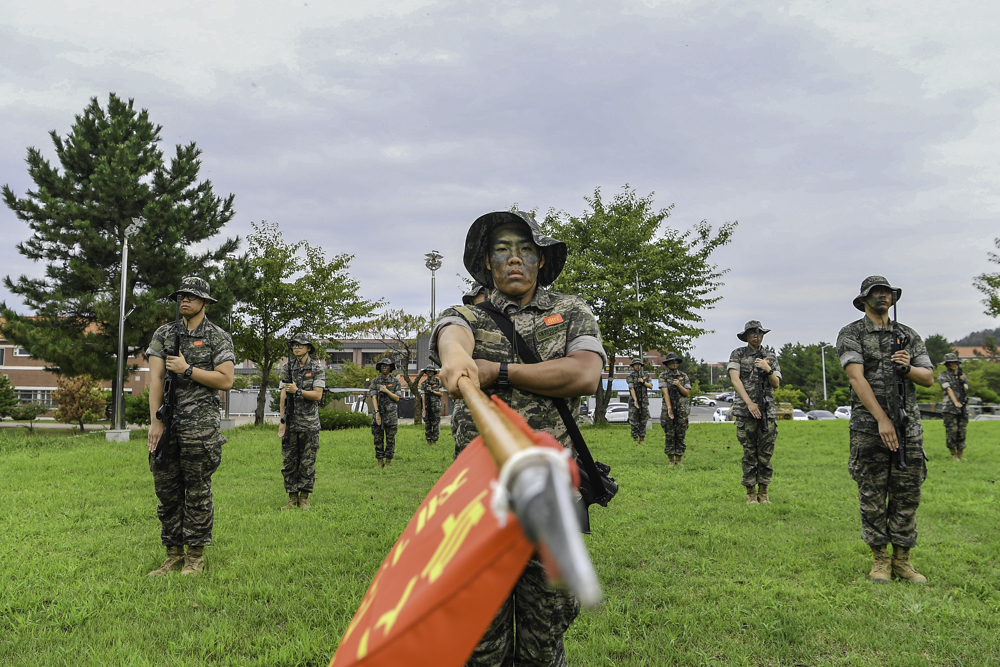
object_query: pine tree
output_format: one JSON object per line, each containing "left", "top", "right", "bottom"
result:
{"left": 1, "top": 93, "right": 239, "bottom": 381}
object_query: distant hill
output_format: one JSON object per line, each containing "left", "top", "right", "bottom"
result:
{"left": 953, "top": 328, "right": 1000, "bottom": 346}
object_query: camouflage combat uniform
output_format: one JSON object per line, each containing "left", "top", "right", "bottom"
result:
{"left": 368, "top": 374, "right": 402, "bottom": 461}
{"left": 728, "top": 345, "right": 781, "bottom": 488}
{"left": 659, "top": 367, "right": 692, "bottom": 457}
{"left": 837, "top": 316, "right": 932, "bottom": 548}
{"left": 278, "top": 356, "right": 326, "bottom": 494}
{"left": 147, "top": 316, "right": 235, "bottom": 547}
{"left": 430, "top": 286, "right": 607, "bottom": 666}
{"left": 938, "top": 368, "right": 968, "bottom": 456}
{"left": 422, "top": 375, "right": 444, "bottom": 443}
{"left": 626, "top": 368, "right": 652, "bottom": 440}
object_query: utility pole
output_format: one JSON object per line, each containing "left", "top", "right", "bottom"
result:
{"left": 635, "top": 271, "right": 643, "bottom": 364}
{"left": 821, "top": 344, "right": 834, "bottom": 402}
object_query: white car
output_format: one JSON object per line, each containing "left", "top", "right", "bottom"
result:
{"left": 712, "top": 407, "right": 732, "bottom": 422}
{"left": 691, "top": 396, "right": 717, "bottom": 407}
{"left": 793, "top": 409, "right": 808, "bottom": 421}
{"left": 605, "top": 404, "right": 631, "bottom": 423}
{"left": 834, "top": 406, "right": 851, "bottom": 420}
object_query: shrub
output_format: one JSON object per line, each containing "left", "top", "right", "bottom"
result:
{"left": 124, "top": 386, "right": 151, "bottom": 425}
{"left": 53, "top": 375, "right": 106, "bottom": 431}
{"left": 10, "top": 403, "right": 46, "bottom": 433}
{"left": 319, "top": 408, "right": 369, "bottom": 430}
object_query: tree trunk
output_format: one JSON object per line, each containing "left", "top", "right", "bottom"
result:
{"left": 594, "top": 353, "right": 617, "bottom": 425}
{"left": 255, "top": 358, "right": 274, "bottom": 425}
{"left": 410, "top": 371, "right": 425, "bottom": 425}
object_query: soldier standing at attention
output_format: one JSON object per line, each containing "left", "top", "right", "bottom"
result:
{"left": 277, "top": 333, "right": 326, "bottom": 510}
{"left": 836, "top": 276, "right": 934, "bottom": 584}
{"left": 146, "top": 276, "right": 235, "bottom": 577}
{"left": 421, "top": 366, "right": 446, "bottom": 446}
{"left": 659, "top": 352, "right": 691, "bottom": 466}
{"left": 433, "top": 210, "right": 605, "bottom": 666}
{"left": 728, "top": 320, "right": 781, "bottom": 505}
{"left": 368, "top": 358, "right": 401, "bottom": 468}
{"left": 938, "top": 353, "right": 968, "bottom": 461}
{"left": 626, "top": 358, "right": 653, "bottom": 444}
{"left": 450, "top": 282, "right": 488, "bottom": 460}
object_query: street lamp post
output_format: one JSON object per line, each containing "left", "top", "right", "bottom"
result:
{"left": 110, "top": 217, "right": 144, "bottom": 438}
{"left": 821, "top": 344, "right": 834, "bottom": 403}
{"left": 634, "top": 271, "right": 643, "bottom": 364}
{"left": 424, "top": 251, "right": 443, "bottom": 320}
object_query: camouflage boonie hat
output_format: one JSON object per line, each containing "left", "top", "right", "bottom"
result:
{"left": 663, "top": 352, "right": 681, "bottom": 363}
{"left": 943, "top": 353, "right": 959, "bottom": 364}
{"left": 463, "top": 210, "right": 567, "bottom": 289}
{"left": 630, "top": 358, "right": 643, "bottom": 366}
{"left": 169, "top": 275, "right": 218, "bottom": 304}
{"left": 423, "top": 365, "right": 439, "bottom": 374}
{"left": 737, "top": 320, "right": 770, "bottom": 342}
{"left": 853, "top": 275, "right": 901, "bottom": 312}
{"left": 375, "top": 357, "right": 396, "bottom": 372}
{"left": 289, "top": 333, "right": 315, "bottom": 350}
{"left": 461, "top": 281, "right": 488, "bottom": 305}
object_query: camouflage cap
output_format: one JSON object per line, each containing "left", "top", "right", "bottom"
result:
{"left": 463, "top": 210, "right": 567, "bottom": 290}
{"left": 630, "top": 358, "right": 643, "bottom": 366}
{"left": 169, "top": 276, "right": 218, "bottom": 304}
{"left": 663, "top": 352, "right": 681, "bottom": 363}
{"left": 853, "top": 275, "right": 901, "bottom": 312}
{"left": 737, "top": 320, "right": 771, "bottom": 342}
{"left": 461, "top": 281, "right": 489, "bottom": 306}
{"left": 289, "top": 332, "right": 314, "bottom": 349}
{"left": 943, "top": 352, "right": 959, "bottom": 364}
{"left": 375, "top": 357, "right": 397, "bottom": 372}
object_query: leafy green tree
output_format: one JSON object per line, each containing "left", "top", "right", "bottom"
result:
{"left": 231, "top": 375, "right": 251, "bottom": 391}
{"left": 232, "top": 221, "right": 380, "bottom": 424}
{"left": 124, "top": 386, "right": 152, "bottom": 426}
{"left": 0, "top": 375, "right": 18, "bottom": 419}
{"left": 10, "top": 403, "right": 46, "bottom": 433}
{"left": 327, "top": 361, "right": 380, "bottom": 389}
{"left": 1, "top": 93, "right": 239, "bottom": 382}
{"left": 358, "top": 310, "right": 432, "bottom": 424}
{"left": 777, "top": 342, "right": 849, "bottom": 408}
{"left": 53, "top": 375, "right": 107, "bottom": 431}
{"left": 541, "top": 186, "right": 735, "bottom": 423}
{"left": 974, "top": 238, "right": 1000, "bottom": 318}
{"left": 924, "top": 334, "right": 954, "bottom": 367}
{"left": 774, "top": 386, "right": 806, "bottom": 410}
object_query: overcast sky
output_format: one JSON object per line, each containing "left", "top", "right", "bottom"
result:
{"left": 2, "top": 0, "right": 999, "bottom": 363}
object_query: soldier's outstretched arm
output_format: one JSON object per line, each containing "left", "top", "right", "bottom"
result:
{"left": 438, "top": 324, "right": 479, "bottom": 398}
{"left": 845, "top": 363, "right": 898, "bottom": 450}
{"left": 481, "top": 351, "right": 603, "bottom": 398}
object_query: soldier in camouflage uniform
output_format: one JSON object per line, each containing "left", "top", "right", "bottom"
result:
{"left": 278, "top": 333, "right": 326, "bottom": 509}
{"left": 659, "top": 352, "right": 692, "bottom": 466}
{"left": 421, "top": 366, "right": 446, "bottom": 446}
{"left": 368, "top": 357, "right": 401, "bottom": 468}
{"left": 938, "top": 353, "right": 968, "bottom": 461}
{"left": 431, "top": 210, "right": 605, "bottom": 667}
{"left": 450, "top": 282, "right": 488, "bottom": 460}
{"left": 146, "top": 276, "right": 235, "bottom": 577}
{"left": 626, "top": 358, "right": 653, "bottom": 444}
{"left": 728, "top": 320, "right": 781, "bottom": 505}
{"left": 836, "top": 276, "right": 935, "bottom": 584}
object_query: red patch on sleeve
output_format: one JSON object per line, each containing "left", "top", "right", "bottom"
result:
{"left": 544, "top": 314, "right": 564, "bottom": 326}
{"left": 305, "top": 373, "right": 312, "bottom": 377}
{"left": 193, "top": 340, "right": 204, "bottom": 346}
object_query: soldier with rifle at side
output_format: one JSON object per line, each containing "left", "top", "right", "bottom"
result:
{"left": 146, "top": 276, "right": 235, "bottom": 577}
{"left": 421, "top": 365, "right": 446, "bottom": 446}
{"left": 728, "top": 320, "right": 781, "bottom": 505}
{"left": 368, "top": 357, "right": 402, "bottom": 468}
{"left": 626, "top": 358, "right": 653, "bottom": 444}
{"left": 658, "top": 352, "right": 691, "bottom": 466}
{"left": 277, "top": 333, "right": 326, "bottom": 509}
{"left": 938, "top": 352, "right": 969, "bottom": 461}
{"left": 836, "top": 276, "right": 934, "bottom": 584}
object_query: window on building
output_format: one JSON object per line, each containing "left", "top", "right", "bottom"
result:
{"left": 362, "top": 352, "right": 383, "bottom": 366}
{"left": 344, "top": 394, "right": 355, "bottom": 404}
{"left": 17, "top": 389, "right": 54, "bottom": 407}
{"left": 14, "top": 348, "right": 31, "bottom": 357}
{"left": 0, "top": 349, "right": 5, "bottom": 365}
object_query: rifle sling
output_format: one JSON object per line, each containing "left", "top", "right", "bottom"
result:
{"left": 474, "top": 302, "right": 607, "bottom": 501}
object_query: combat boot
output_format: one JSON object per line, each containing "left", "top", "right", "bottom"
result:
{"left": 180, "top": 546, "right": 205, "bottom": 576}
{"left": 757, "top": 484, "right": 770, "bottom": 505}
{"left": 667, "top": 455, "right": 675, "bottom": 466}
{"left": 746, "top": 487, "right": 759, "bottom": 505}
{"left": 959, "top": 450, "right": 967, "bottom": 461}
{"left": 639, "top": 437, "right": 645, "bottom": 445}
{"left": 633, "top": 438, "right": 640, "bottom": 445}
{"left": 377, "top": 459, "right": 385, "bottom": 468}
{"left": 891, "top": 545, "right": 927, "bottom": 583}
{"left": 298, "top": 492, "right": 310, "bottom": 510}
{"left": 385, "top": 458, "right": 393, "bottom": 468}
{"left": 950, "top": 450, "right": 960, "bottom": 461}
{"left": 281, "top": 492, "right": 299, "bottom": 510}
{"left": 148, "top": 546, "right": 185, "bottom": 577}
{"left": 674, "top": 455, "right": 683, "bottom": 467}
{"left": 868, "top": 545, "right": 891, "bottom": 583}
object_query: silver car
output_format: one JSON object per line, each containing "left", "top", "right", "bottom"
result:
{"left": 605, "top": 403, "right": 631, "bottom": 423}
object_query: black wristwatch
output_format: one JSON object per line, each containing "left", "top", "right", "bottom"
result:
{"left": 496, "top": 361, "right": 511, "bottom": 388}
{"left": 295, "top": 389, "right": 303, "bottom": 398}
{"left": 183, "top": 364, "right": 194, "bottom": 378}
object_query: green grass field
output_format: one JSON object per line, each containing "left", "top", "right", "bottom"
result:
{"left": 1, "top": 420, "right": 998, "bottom": 666}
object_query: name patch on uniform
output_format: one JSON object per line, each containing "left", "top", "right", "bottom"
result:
{"left": 305, "top": 373, "right": 312, "bottom": 377}
{"left": 544, "top": 314, "right": 564, "bottom": 326}
{"left": 193, "top": 340, "right": 204, "bottom": 346}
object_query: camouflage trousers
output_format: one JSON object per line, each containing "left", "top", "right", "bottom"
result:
{"left": 465, "top": 556, "right": 580, "bottom": 667}
{"left": 629, "top": 402, "right": 650, "bottom": 439}
{"left": 943, "top": 413, "right": 968, "bottom": 453}
{"left": 282, "top": 429, "right": 319, "bottom": 494}
{"left": 848, "top": 430, "right": 927, "bottom": 548}
{"left": 424, "top": 406, "right": 441, "bottom": 442}
{"left": 736, "top": 418, "right": 777, "bottom": 487}
{"left": 452, "top": 400, "right": 473, "bottom": 461}
{"left": 372, "top": 417, "right": 398, "bottom": 460}
{"left": 662, "top": 414, "right": 690, "bottom": 456}
{"left": 150, "top": 434, "right": 223, "bottom": 547}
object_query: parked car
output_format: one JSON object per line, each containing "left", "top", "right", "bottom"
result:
{"left": 834, "top": 406, "right": 851, "bottom": 420}
{"left": 712, "top": 407, "right": 732, "bottom": 422}
{"left": 605, "top": 403, "right": 631, "bottom": 423}
{"left": 691, "top": 396, "right": 717, "bottom": 407}
{"left": 792, "top": 409, "right": 808, "bottom": 421}
{"left": 715, "top": 392, "right": 735, "bottom": 402}
{"left": 807, "top": 410, "right": 837, "bottom": 420}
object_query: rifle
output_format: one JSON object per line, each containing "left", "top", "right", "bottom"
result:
{"left": 754, "top": 346, "right": 770, "bottom": 433}
{"left": 152, "top": 297, "right": 182, "bottom": 470}
{"left": 889, "top": 302, "right": 910, "bottom": 471}
{"left": 281, "top": 340, "right": 295, "bottom": 440}
{"left": 955, "top": 364, "right": 968, "bottom": 419}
